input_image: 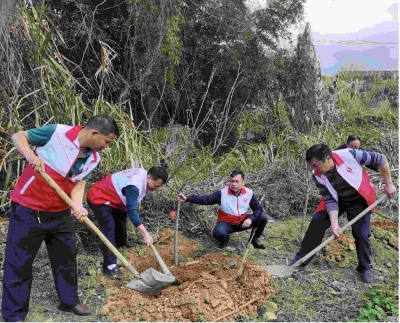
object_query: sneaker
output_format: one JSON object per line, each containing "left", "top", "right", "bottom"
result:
{"left": 290, "top": 258, "right": 311, "bottom": 269}
{"left": 58, "top": 303, "right": 92, "bottom": 316}
{"left": 102, "top": 266, "right": 123, "bottom": 279}
{"left": 360, "top": 269, "right": 374, "bottom": 283}
{"left": 251, "top": 238, "right": 266, "bottom": 249}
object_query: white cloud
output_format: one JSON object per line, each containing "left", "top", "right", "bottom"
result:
{"left": 304, "top": 0, "right": 397, "bottom": 34}
{"left": 246, "top": 0, "right": 397, "bottom": 34}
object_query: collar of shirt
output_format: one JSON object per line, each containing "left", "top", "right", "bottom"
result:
{"left": 227, "top": 187, "right": 246, "bottom": 196}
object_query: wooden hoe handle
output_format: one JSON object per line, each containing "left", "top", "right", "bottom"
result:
{"left": 292, "top": 194, "right": 387, "bottom": 268}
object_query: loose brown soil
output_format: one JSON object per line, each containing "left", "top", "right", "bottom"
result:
{"left": 318, "top": 220, "right": 398, "bottom": 267}
{"left": 0, "top": 218, "right": 397, "bottom": 322}
{"left": 371, "top": 220, "right": 399, "bottom": 231}
{"left": 99, "top": 229, "right": 275, "bottom": 322}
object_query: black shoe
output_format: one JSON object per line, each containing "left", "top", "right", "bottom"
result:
{"left": 289, "top": 259, "right": 300, "bottom": 267}
{"left": 58, "top": 303, "right": 92, "bottom": 316}
{"left": 251, "top": 238, "right": 266, "bottom": 249}
{"left": 218, "top": 237, "right": 230, "bottom": 249}
{"left": 289, "top": 258, "right": 309, "bottom": 268}
{"left": 102, "top": 266, "right": 123, "bottom": 279}
{"left": 359, "top": 269, "right": 374, "bottom": 283}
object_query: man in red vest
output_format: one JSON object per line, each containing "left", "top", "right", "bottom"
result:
{"left": 175, "top": 169, "right": 267, "bottom": 249}
{"left": 86, "top": 166, "right": 168, "bottom": 278}
{"left": 2, "top": 115, "right": 119, "bottom": 322}
{"left": 290, "top": 144, "right": 396, "bottom": 283}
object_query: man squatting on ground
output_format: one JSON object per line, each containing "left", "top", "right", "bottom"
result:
{"left": 86, "top": 166, "right": 168, "bottom": 278}
{"left": 175, "top": 169, "right": 268, "bottom": 249}
{"left": 290, "top": 144, "right": 396, "bottom": 283}
{"left": 2, "top": 115, "right": 119, "bottom": 322}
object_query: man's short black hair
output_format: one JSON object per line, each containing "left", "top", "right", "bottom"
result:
{"left": 148, "top": 166, "right": 168, "bottom": 184}
{"left": 306, "top": 144, "right": 332, "bottom": 162}
{"left": 346, "top": 135, "right": 361, "bottom": 143}
{"left": 230, "top": 169, "right": 245, "bottom": 179}
{"left": 85, "top": 115, "right": 120, "bottom": 137}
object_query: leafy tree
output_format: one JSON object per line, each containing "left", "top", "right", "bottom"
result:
{"left": 288, "top": 22, "right": 322, "bottom": 133}
{"left": 4, "top": 0, "right": 306, "bottom": 149}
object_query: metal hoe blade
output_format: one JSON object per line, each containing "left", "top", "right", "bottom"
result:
{"left": 261, "top": 265, "right": 294, "bottom": 279}
{"left": 126, "top": 243, "right": 180, "bottom": 295}
{"left": 126, "top": 268, "right": 177, "bottom": 296}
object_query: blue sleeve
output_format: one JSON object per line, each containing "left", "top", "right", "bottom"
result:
{"left": 185, "top": 190, "right": 222, "bottom": 205}
{"left": 248, "top": 194, "right": 264, "bottom": 222}
{"left": 312, "top": 175, "right": 339, "bottom": 213}
{"left": 123, "top": 185, "right": 142, "bottom": 228}
{"left": 27, "top": 124, "right": 57, "bottom": 146}
{"left": 349, "top": 149, "right": 387, "bottom": 168}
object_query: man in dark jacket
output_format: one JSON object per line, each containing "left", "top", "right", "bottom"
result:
{"left": 175, "top": 169, "right": 267, "bottom": 249}
{"left": 335, "top": 135, "right": 362, "bottom": 150}
{"left": 336, "top": 135, "right": 378, "bottom": 172}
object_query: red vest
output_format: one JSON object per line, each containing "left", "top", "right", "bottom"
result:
{"left": 315, "top": 150, "right": 376, "bottom": 213}
{"left": 87, "top": 168, "right": 148, "bottom": 210}
{"left": 10, "top": 125, "right": 100, "bottom": 212}
{"left": 217, "top": 187, "right": 253, "bottom": 224}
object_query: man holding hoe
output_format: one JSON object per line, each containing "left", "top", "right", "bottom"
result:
{"left": 175, "top": 169, "right": 268, "bottom": 249}
{"left": 290, "top": 144, "right": 396, "bottom": 283}
{"left": 86, "top": 166, "right": 168, "bottom": 279}
{"left": 2, "top": 115, "right": 119, "bottom": 322}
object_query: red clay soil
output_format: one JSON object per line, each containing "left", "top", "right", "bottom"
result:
{"left": 371, "top": 220, "right": 398, "bottom": 231}
{"left": 319, "top": 220, "right": 398, "bottom": 266}
{"left": 99, "top": 229, "right": 275, "bottom": 322}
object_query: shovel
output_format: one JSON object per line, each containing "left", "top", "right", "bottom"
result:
{"left": 126, "top": 242, "right": 180, "bottom": 292}
{"left": 39, "top": 170, "right": 176, "bottom": 296}
{"left": 263, "top": 195, "right": 387, "bottom": 279}
{"left": 234, "top": 227, "right": 256, "bottom": 281}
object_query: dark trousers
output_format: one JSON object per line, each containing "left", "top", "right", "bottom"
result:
{"left": 2, "top": 202, "right": 78, "bottom": 322}
{"left": 87, "top": 201, "right": 127, "bottom": 266}
{"left": 293, "top": 197, "right": 372, "bottom": 271}
{"left": 212, "top": 214, "right": 268, "bottom": 242}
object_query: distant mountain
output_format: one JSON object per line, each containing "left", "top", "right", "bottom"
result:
{"left": 313, "top": 21, "right": 398, "bottom": 75}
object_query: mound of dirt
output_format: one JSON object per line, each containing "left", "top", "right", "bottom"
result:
{"left": 99, "top": 229, "right": 275, "bottom": 322}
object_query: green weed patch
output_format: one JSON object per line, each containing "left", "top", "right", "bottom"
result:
{"left": 350, "top": 288, "right": 399, "bottom": 322}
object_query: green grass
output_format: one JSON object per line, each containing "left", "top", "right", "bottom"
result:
{"left": 265, "top": 217, "right": 307, "bottom": 249}
{"left": 370, "top": 227, "right": 398, "bottom": 275}
{"left": 270, "top": 278, "right": 321, "bottom": 320}
{"left": 25, "top": 304, "right": 62, "bottom": 322}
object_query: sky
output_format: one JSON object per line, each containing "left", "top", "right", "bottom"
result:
{"left": 246, "top": 0, "right": 399, "bottom": 75}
